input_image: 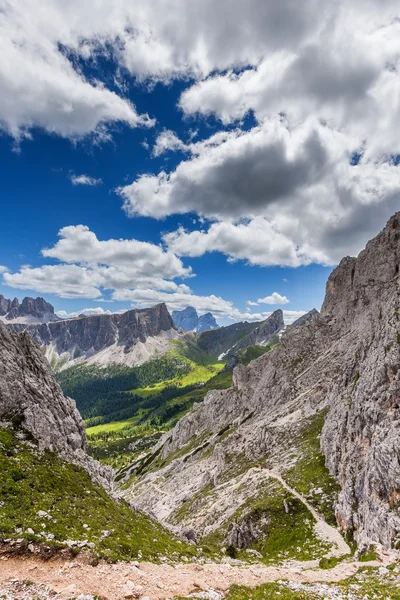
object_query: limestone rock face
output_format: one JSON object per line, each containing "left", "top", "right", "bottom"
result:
{"left": 0, "top": 295, "right": 59, "bottom": 323}
{"left": 126, "top": 213, "right": 400, "bottom": 551}
{"left": 0, "top": 321, "right": 111, "bottom": 487}
{"left": 10, "top": 303, "right": 178, "bottom": 370}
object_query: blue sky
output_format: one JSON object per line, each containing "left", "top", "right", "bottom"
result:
{"left": 0, "top": 1, "right": 399, "bottom": 325}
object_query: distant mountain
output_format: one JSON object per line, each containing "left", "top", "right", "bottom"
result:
{"left": 0, "top": 294, "right": 60, "bottom": 324}
{"left": 9, "top": 303, "right": 181, "bottom": 371}
{"left": 172, "top": 306, "right": 219, "bottom": 333}
{"left": 197, "top": 309, "right": 284, "bottom": 358}
{"left": 196, "top": 312, "right": 219, "bottom": 333}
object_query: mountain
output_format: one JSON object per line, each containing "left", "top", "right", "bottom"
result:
{"left": 197, "top": 309, "right": 284, "bottom": 358}
{"left": 122, "top": 213, "right": 400, "bottom": 554}
{"left": 0, "top": 294, "right": 60, "bottom": 323}
{"left": 172, "top": 306, "right": 198, "bottom": 330}
{"left": 9, "top": 303, "right": 181, "bottom": 371}
{"left": 196, "top": 312, "right": 219, "bottom": 333}
{"left": 172, "top": 306, "right": 219, "bottom": 333}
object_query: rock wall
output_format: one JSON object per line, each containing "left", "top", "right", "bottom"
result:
{"left": 0, "top": 321, "right": 111, "bottom": 488}
{"left": 10, "top": 302, "right": 177, "bottom": 369}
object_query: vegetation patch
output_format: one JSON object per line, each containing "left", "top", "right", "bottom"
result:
{"left": 86, "top": 369, "right": 232, "bottom": 469}
{"left": 201, "top": 480, "right": 330, "bottom": 563}
{"left": 223, "top": 567, "right": 400, "bottom": 600}
{"left": 284, "top": 411, "right": 340, "bottom": 526}
{"left": 0, "top": 428, "right": 195, "bottom": 562}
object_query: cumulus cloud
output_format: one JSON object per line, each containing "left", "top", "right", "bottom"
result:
{"left": 4, "top": 225, "right": 193, "bottom": 298}
{"left": 114, "top": 1, "right": 400, "bottom": 269}
{"left": 56, "top": 307, "right": 126, "bottom": 319}
{"left": 119, "top": 120, "right": 329, "bottom": 220}
{"left": 0, "top": 266, "right": 9, "bottom": 274}
{"left": 247, "top": 300, "right": 259, "bottom": 307}
{"left": 163, "top": 217, "right": 314, "bottom": 267}
{"left": 0, "top": 3, "right": 154, "bottom": 141}
{"left": 258, "top": 293, "right": 289, "bottom": 305}
{"left": 0, "top": 0, "right": 328, "bottom": 140}
{"left": 152, "top": 130, "right": 188, "bottom": 157}
{"left": 70, "top": 174, "right": 103, "bottom": 186}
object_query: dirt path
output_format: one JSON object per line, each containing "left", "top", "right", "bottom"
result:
{"left": 0, "top": 555, "right": 385, "bottom": 600}
{"left": 266, "top": 469, "right": 351, "bottom": 558}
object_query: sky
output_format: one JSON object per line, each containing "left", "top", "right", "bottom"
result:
{"left": 0, "top": 0, "right": 399, "bottom": 325}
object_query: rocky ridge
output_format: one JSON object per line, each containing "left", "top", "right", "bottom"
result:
{"left": 9, "top": 302, "right": 181, "bottom": 370}
{"left": 196, "top": 310, "right": 284, "bottom": 359}
{"left": 124, "top": 214, "right": 400, "bottom": 552}
{"left": 0, "top": 295, "right": 59, "bottom": 323}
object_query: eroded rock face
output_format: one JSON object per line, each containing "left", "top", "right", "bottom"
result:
{"left": 0, "top": 295, "right": 59, "bottom": 323}
{"left": 10, "top": 303, "right": 178, "bottom": 370}
{"left": 126, "top": 214, "right": 400, "bottom": 550}
{"left": 0, "top": 321, "right": 111, "bottom": 488}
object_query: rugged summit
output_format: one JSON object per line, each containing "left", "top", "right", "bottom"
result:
{"left": 172, "top": 306, "right": 219, "bottom": 333}
{"left": 197, "top": 310, "right": 284, "bottom": 358}
{"left": 10, "top": 303, "right": 179, "bottom": 370}
{"left": 0, "top": 295, "right": 59, "bottom": 323}
{"left": 125, "top": 214, "right": 400, "bottom": 552}
{"left": 0, "top": 320, "right": 110, "bottom": 486}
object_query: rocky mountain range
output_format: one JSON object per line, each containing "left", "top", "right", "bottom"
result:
{"left": 9, "top": 302, "right": 181, "bottom": 370}
{"left": 172, "top": 306, "right": 219, "bottom": 333}
{"left": 122, "top": 213, "right": 400, "bottom": 553}
{"left": 197, "top": 309, "right": 285, "bottom": 359}
{"left": 0, "top": 295, "right": 60, "bottom": 324}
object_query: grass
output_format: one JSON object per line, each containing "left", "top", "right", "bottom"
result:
{"left": 133, "top": 361, "right": 225, "bottom": 397}
{"left": 87, "top": 369, "right": 233, "bottom": 469}
{"left": 201, "top": 479, "right": 330, "bottom": 563}
{"left": 223, "top": 567, "right": 400, "bottom": 600}
{"left": 0, "top": 428, "right": 195, "bottom": 562}
{"left": 238, "top": 343, "right": 276, "bottom": 365}
{"left": 284, "top": 410, "right": 340, "bottom": 526}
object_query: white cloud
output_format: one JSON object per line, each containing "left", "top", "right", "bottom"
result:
{"left": 163, "top": 217, "right": 314, "bottom": 267}
{"left": 56, "top": 307, "right": 126, "bottom": 319}
{"left": 258, "top": 292, "right": 289, "bottom": 305}
{"left": 112, "top": 1, "right": 400, "bottom": 269}
{"left": 152, "top": 130, "right": 188, "bottom": 157}
{"left": 0, "top": 0, "right": 327, "bottom": 140}
{"left": 70, "top": 174, "right": 103, "bottom": 186}
{"left": 0, "top": 2, "right": 154, "bottom": 141}
{"left": 3, "top": 225, "right": 193, "bottom": 299}
{"left": 247, "top": 300, "right": 259, "bottom": 307}
{"left": 0, "top": 266, "right": 9, "bottom": 274}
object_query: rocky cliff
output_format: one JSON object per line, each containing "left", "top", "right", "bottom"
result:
{"left": 10, "top": 303, "right": 180, "bottom": 370}
{"left": 124, "top": 214, "right": 400, "bottom": 553}
{"left": 0, "top": 320, "right": 110, "bottom": 487}
{"left": 197, "top": 310, "right": 284, "bottom": 358}
{"left": 0, "top": 295, "right": 59, "bottom": 323}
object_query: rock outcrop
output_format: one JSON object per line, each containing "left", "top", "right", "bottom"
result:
{"left": 10, "top": 303, "right": 180, "bottom": 370}
{"left": 125, "top": 214, "right": 400, "bottom": 552}
{"left": 0, "top": 320, "right": 111, "bottom": 487}
{"left": 172, "top": 306, "right": 219, "bottom": 333}
{"left": 0, "top": 295, "right": 59, "bottom": 323}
